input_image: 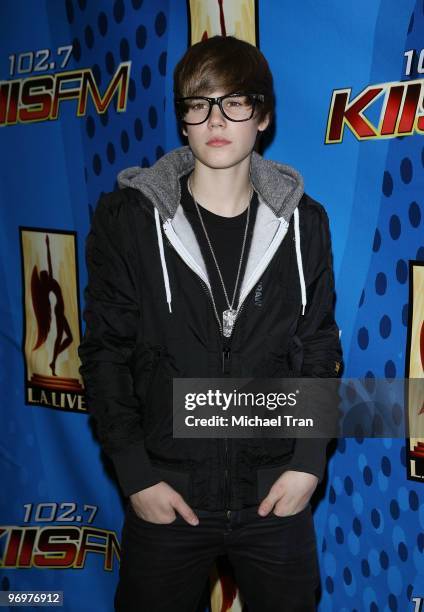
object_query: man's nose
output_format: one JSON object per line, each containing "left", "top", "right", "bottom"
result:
{"left": 208, "top": 102, "right": 225, "bottom": 124}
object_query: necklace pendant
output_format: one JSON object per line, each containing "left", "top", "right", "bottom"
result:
{"left": 223, "top": 309, "right": 237, "bottom": 337}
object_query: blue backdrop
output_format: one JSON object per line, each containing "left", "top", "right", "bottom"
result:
{"left": 1, "top": 1, "right": 423, "bottom": 610}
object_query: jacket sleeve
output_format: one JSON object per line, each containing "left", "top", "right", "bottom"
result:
{"left": 286, "top": 201, "right": 343, "bottom": 483}
{"left": 78, "top": 192, "right": 162, "bottom": 497}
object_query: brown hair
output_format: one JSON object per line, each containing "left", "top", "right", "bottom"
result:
{"left": 173, "top": 35, "right": 275, "bottom": 131}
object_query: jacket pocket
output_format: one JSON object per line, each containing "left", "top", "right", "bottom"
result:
{"left": 265, "top": 334, "right": 291, "bottom": 377}
{"left": 287, "top": 334, "right": 303, "bottom": 375}
{"left": 265, "top": 332, "right": 304, "bottom": 378}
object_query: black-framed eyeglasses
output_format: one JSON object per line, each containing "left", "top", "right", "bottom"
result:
{"left": 174, "top": 92, "right": 265, "bottom": 125}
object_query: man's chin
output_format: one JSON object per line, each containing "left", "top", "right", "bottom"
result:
{"left": 193, "top": 149, "right": 252, "bottom": 171}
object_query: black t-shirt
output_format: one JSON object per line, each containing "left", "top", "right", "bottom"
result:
{"left": 179, "top": 172, "right": 258, "bottom": 343}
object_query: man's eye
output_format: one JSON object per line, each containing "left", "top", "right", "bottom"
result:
{"left": 190, "top": 103, "right": 207, "bottom": 111}
{"left": 225, "top": 96, "right": 250, "bottom": 108}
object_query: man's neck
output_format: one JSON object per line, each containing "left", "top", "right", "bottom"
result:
{"left": 188, "top": 158, "right": 253, "bottom": 218}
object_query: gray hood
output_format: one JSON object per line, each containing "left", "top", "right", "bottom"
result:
{"left": 117, "top": 145, "right": 304, "bottom": 223}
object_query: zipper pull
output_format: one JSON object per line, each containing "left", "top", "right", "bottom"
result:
{"left": 222, "top": 346, "right": 231, "bottom": 374}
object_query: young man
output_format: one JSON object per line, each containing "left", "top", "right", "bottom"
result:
{"left": 78, "top": 35, "right": 342, "bottom": 612}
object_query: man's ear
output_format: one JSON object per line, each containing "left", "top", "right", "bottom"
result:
{"left": 182, "top": 125, "right": 188, "bottom": 137}
{"left": 257, "top": 112, "right": 271, "bottom": 133}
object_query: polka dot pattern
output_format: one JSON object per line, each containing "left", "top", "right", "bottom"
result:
{"left": 323, "top": 5, "right": 424, "bottom": 611}
{"left": 67, "top": 0, "right": 168, "bottom": 199}
{"left": 98, "top": 12, "right": 107, "bottom": 36}
{"left": 375, "top": 271, "right": 387, "bottom": 294}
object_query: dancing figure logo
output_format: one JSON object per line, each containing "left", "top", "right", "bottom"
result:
{"left": 19, "top": 227, "right": 86, "bottom": 412}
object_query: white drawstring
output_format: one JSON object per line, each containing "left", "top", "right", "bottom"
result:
{"left": 154, "top": 208, "right": 173, "bottom": 313}
{"left": 293, "top": 207, "right": 307, "bottom": 315}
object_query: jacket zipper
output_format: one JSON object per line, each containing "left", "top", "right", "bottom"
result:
{"left": 222, "top": 343, "right": 231, "bottom": 508}
{"left": 161, "top": 253, "right": 231, "bottom": 507}
{"left": 199, "top": 278, "right": 231, "bottom": 509}
{"left": 199, "top": 279, "right": 222, "bottom": 335}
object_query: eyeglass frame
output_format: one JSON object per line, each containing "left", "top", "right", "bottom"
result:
{"left": 174, "top": 92, "right": 265, "bottom": 125}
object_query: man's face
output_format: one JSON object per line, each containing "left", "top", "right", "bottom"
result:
{"left": 182, "top": 90, "right": 270, "bottom": 171}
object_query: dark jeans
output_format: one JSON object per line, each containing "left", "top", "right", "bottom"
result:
{"left": 115, "top": 502, "right": 320, "bottom": 612}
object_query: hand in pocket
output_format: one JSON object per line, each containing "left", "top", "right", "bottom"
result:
{"left": 130, "top": 481, "right": 199, "bottom": 525}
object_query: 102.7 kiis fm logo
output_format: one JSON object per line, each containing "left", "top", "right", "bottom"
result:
{"left": 1, "top": 44, "right": 129, "bottom": 126}
{"left": 0, "top": 502, "right": 120, "bottom": 570}
{"left": 19, "top": 227, "right": 86, "bottom": 413}
{"left": 326, "top": 48, "right": 424, "bottom": 142}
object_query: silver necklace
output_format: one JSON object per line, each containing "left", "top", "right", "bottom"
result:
{"left": 188, "top": 175, "right": 252, "bottom": 338}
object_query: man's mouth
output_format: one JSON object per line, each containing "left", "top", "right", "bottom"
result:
{"left": 206, "top": 139, "right": 231, "bottom": 146}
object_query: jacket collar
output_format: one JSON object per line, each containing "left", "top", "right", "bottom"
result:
{"left": 117, "top": 145, "right": 304, "bottom": 223}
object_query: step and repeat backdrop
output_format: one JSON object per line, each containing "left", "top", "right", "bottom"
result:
{"left": 0, "top": 1, "right": 423, "bottom": 610}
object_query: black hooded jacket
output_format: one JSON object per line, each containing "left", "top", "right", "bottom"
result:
{"left": 78, "top": 146, "right": 343, "bottom": 511}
